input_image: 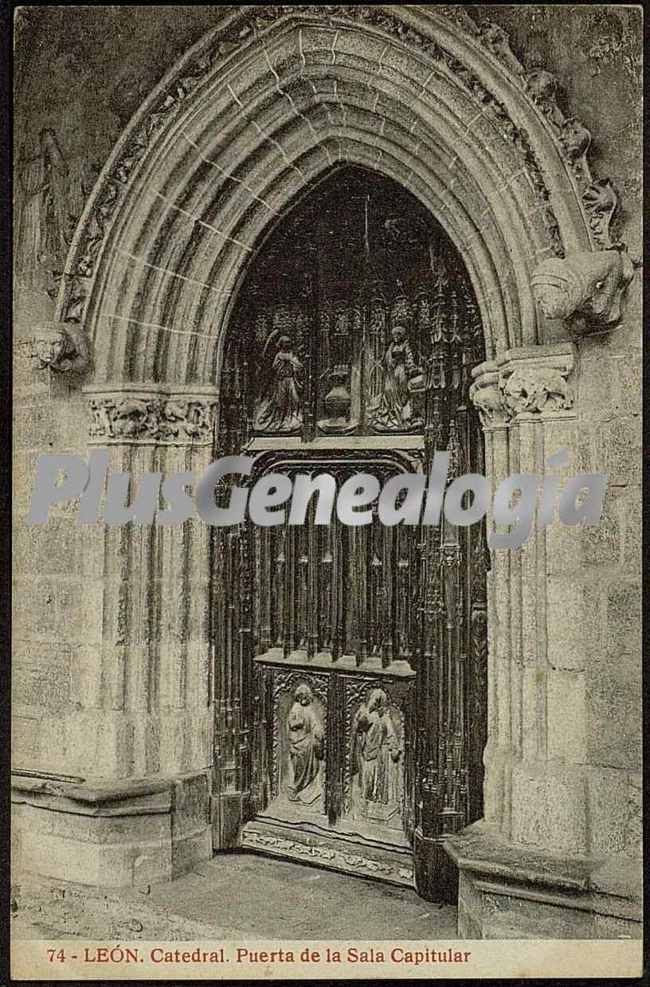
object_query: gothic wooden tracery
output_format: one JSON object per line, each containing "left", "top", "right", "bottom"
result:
{"left": 213, "top": 167, "right": 489, "bottom": 899}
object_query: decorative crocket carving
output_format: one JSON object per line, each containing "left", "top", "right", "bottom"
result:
{"left": 480, "top": 21, "right": 525, "bottom": 77}
{"left": 582, "top": 179, "right": 622, "bottom": 249}
{"left": 531, "top": 249, "right": 637, "bottom": 328}
{"left": 32, "top": 322, "right": 91, "bottom": 373}
{"left": 524, "top": 67, "right": 565, "bottom": 130}
{"left": 559, "top": 117, "right": 592, "bottom": 163}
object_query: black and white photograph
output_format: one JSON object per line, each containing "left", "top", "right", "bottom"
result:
{"left": 10, "top": 4, "right": 643, "bottom": 980}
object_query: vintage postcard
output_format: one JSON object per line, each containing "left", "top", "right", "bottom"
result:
{"left": 11, "top": 4, "right": 642, "bottom": 981}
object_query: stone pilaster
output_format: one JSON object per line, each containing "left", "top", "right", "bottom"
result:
{"left": 80, "top": 382, "right": 217, "bottom": 780}
{"left": 445, "top": 342, "right": 640, "bottom": 940}
{"left": 13, "top": 381, "right": 220, "bottom": 887}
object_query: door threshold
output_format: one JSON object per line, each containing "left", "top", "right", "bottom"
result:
{"left": 241, "top": 816, "right": 414, "bottom": 888}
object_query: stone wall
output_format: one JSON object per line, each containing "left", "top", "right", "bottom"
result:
{"left": 14, "top": 5, "right": 234, "bottom": 778}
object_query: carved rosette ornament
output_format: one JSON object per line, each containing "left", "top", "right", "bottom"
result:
{"left": 83, "top": 383, "right": 218, "bottom": 444}
{"left": 470, "top": 345, "right": 575, "bottom": 427}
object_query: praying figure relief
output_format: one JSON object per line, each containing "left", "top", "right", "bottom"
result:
{"left": 255, "top": 334, "right": 304, "bottom": 432}
{"left": 368, "top": 323, "right": 423, "bottom": 432}
{"left": 351, "top": 689, "right": 403, "bottom": 822}
{"left": 285, "top": 684, "right": 324, "bottom": 805}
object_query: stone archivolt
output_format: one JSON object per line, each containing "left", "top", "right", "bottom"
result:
{"left": 54, "top": 3, "right": 623, "bottom": 376}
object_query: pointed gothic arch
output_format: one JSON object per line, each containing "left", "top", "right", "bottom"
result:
{"left": 56, "top": 4, "right": 597, "bottom": 387}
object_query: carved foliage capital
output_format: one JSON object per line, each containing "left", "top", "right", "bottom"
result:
{"left": 83, "top": 383, "right": 218, "bottom": 445}
{"left": 470, "top": 346, "right": 576, "bottom": 427}
{"left": 469, "top": 362, "right": 508, "bottom": 429}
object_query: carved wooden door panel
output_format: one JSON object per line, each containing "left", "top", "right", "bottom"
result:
{"left": 211, "top": 166, "right": 488, "bottom": 901}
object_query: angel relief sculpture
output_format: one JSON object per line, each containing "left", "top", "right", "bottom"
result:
{"left": 254, "top": 332, "right": 304, "bottom": 433}
{"left": 368, "top": 322, "right": 424, "bottom": 432}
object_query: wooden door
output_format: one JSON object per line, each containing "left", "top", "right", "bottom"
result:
{"left": 211, "top": 166, "right": 488, "bottom": 901}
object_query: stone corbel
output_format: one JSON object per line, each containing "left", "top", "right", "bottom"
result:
{"left": 470, "top": 344, "right": 575, "bottom": 426}
{"left": 83, "top": 382, "right": 219, "bottom": 445}
{"left": 531, "top": 248, "right": 638, "bottom": 333}
{"left": 32, "top": 321, "right": 92, "bottom": 374}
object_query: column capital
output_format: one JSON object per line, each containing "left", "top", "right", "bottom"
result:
{"left": 82, "top": 382, "right": 219, "bottom": 445}
{"left": 470, "top": 343, "right": 576, "bottom": 428}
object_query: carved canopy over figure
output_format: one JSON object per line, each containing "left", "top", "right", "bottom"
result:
{"left": 369, "top": 324, "right": 423, "bottom": 431}
{"left": 352, "top": 689, "right": 402, "bottom": 810}
{"left": 255, "top": 334, "right": 304, "bottom": 433}
{"left": 286, "top": 684, "right": 324, "bottom": 805}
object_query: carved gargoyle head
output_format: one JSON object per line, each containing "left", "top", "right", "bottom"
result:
{"left": 531, "top": 249, "right": 636, "bottom": 328}
{"left": 31, "top": 322, "right": 91, "bottom": 373}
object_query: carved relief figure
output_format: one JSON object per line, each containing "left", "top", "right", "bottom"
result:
{"left": 16, "top": 129, "right": 71, "bottom": 289}
{"left": 501, "top": 366, "right": 572, "bottom": 416}
{"left": 286, "top": 684, "right": 324, "bottom": 805}
{"left": 255, "top": 334, "right": 304, "bottom": 432}
{"left": 111, "top": 397, "right": 158, "bottom": 438}
{"left": 351, "top": 689, "right": 402, "bottom": 819}
{"left": 369, "top": 323, "right": 423, "bottom": 431}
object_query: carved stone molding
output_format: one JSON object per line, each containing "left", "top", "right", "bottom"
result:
{"left": 470, "top": 344, "right": 575, "bottom": 426}
{"left": 83, "top": 383, "right": 218, "bottom": 444}
{"left": 531, "top": 249, "right": 637, "bottom": 330}
{"left": 240, "top": 826, "right": 414, "bottom": 887}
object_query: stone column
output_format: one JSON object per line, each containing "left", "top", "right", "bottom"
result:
{"left": 14, "top": 382, "right": 219, "bottom": 888}
{"left": 443, "top": 342, "right": 640, "bottom": 938}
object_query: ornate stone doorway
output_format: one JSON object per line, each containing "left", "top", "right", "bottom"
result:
{"left": 27, "top": 4, "right": 636, "bottom": 939}
{"left": 211, "top": 167, "right": 488, "bottom": 901}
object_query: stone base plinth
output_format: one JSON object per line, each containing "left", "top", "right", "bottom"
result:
{"left": 11, "top": 770, "right": 212, "bottom": 888}
{"left": 444, "top": 821, "right": 642, "bottom": 940}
